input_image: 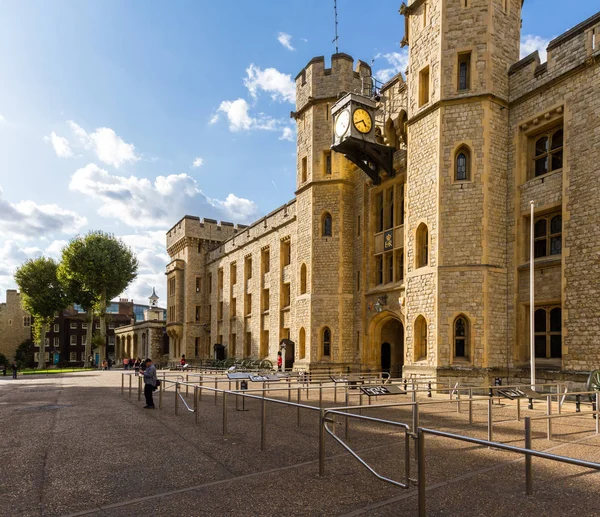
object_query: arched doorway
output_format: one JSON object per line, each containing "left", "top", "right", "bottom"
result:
{"left": 369, "top": 312, "right": 404, "bottom": 377}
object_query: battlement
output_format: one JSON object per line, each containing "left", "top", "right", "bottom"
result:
{"left": 206, "top": 200, "right": 296, "bottom": 264}
{"left": 509, "top": 11, "right": 600, "bottom": 102}
{"left": 166, "top": 215, "right": 244, "bottom": 250}
{"left": 294, "top": 54, "right": 372, "bottom": 112}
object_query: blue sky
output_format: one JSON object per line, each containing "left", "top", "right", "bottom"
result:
{"left": 0, "top": 0, "right": 597, "bottom": 303}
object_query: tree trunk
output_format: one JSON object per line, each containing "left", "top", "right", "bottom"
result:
{"left": 84, "top": 309, "right": 93, "bottom": 368}
{"left": 38, "top": 321, "right": 46, "bottom": 369}
{"left": 99, "top": 291, "right": 107, "bottom": 363}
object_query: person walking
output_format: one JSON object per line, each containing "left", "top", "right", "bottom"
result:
{"left": 277, "top": 351, "right": 283, "bottom": 372}
{"left": 123, "top": 357, "right": 129, "bottom": 370}
{"left": 11, "top": 361, "right": 18, "bottom": 379}
{"left": 142, "top": 358, "right": 157, "bottom": 409}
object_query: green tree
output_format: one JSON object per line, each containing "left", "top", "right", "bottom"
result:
{"left": 58, "top": 231, "right": 138, "bottom": 366}
{"left": 0, "top": 353, "right": 7, "bottom": 368}
{"left": 14, "top": 339, "right": 35, "bottom": 368}
{"left": 14, "top": 257, "right": 68, "bottom": 369}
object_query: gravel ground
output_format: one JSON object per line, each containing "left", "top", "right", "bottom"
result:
{"left": 1, "top": 371, "right": 599, "bottom": 517}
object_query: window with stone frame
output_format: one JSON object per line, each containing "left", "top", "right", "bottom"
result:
{"left": 23, "top": 316, "right": 31, "bottom": 327}
{"left": 455, "top": 146, "right": 471, "bottom": 181}
{"left": 70, "top": 352, "right": 77, "bottom": 362}
{"left": 534, "top": 307, "right": 562, "bottom": 359}
{"left": 419, "top": 66, "right": 430, "bottom": 107}
{"left": 395, "top": 250, "right": 404, "bottom": 283}
{"left": 533, "top": 213, "right": 562, "bottom": 259}
{"left": 218, "top": 268, "right": 224, "bottom": 291}
{"left": 299, "top": 327, "right": 306, "bottom": 359}
{"left": 196, "top": 276, "right": 201, "bottom": 292}
{"left": 300, "top": 264, "right": 307, "bottom": 294}
{"left": 323, "top": 150, "right": 332, "bottom": 175}
{"left": 70, "top": 335, "right": 77, "bottom": 346}
{"left": 531, "top": 127, "right": 563, "bottom": 178}
{"left": 414, "top": 316, "right": 427, "bottom": 361}
{"left": 375, "top": 192, "right": 384, "bottom": 233}
{"left": 376, "top": 255, "right": 384, "bottom": 285}
{"left": 416, "top": 223, "right": 429, "bottom": 268}
{"left": 322, "top": 327, "right": 331, "bottom": 357}
{"left": 453, "top": 316, "right": 470, "bottom": 360}
{"left": 457, "top": 52, "right": 471, "bottom": 91}
{"left": 322, "top": 213, "right": 333, "bottom": 237}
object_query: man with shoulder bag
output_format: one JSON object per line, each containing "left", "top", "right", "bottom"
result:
{"left": 142, "top": 358, "right": 157, "bottom": 409}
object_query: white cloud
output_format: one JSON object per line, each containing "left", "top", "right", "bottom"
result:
{"left": 279, "top": 127, "right": 295, "bottom": 142}
{"left": 374, "top": 51, "right": 409, "bottom": 83}
{"left": 69, "top": 163, "right": 260, "bottom": 228}
{"left": 0, "top": 185, "right": 87, "bottom": 240}
{"left": 244, "top": 64, "right": 296, "bottom": 104}
{"left": 44, "top": 131, "right": 73, "bottom": 158}
{"left": 520, "top": 35, "right": 551, "bottom": 63}
{"left": 277, "top": 32, "right": 295, "bottom": 51}
{"left": 215, "top": 98, "right": 279, "bottom": 133}
{"left": 67, "top": 121, "right": 139, "bottom": 168}
{"left": 192, "top": 157, "right": 204, "bottom": 168}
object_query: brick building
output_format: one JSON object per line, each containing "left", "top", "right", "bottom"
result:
{"left": 166, "top": 3, "right": 600, "bottom": 384}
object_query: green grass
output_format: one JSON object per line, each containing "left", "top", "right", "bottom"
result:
{"left": 20, "top": 368, "right": 96, "bottom": 375}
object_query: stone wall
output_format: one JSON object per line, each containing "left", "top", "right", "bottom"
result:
{"left": 0, "top": 290, "right": 32, "bottom": 361}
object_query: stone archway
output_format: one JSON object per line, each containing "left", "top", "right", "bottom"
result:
{"left": 368, "top": 311, "right": 404, "bottom": 377}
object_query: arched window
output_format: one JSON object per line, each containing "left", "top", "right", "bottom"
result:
{"left": 453, "top": 316, "right": 469, "bottom": 360}
{"left": 533, "top": 128, "right": 563, "bottom": 177}
{"left": 322, "top": 213, "right": 332, "bottom": 237}
{"left": 322, "top": 327, "right": 331, "bottom": 357}
{"left": 414, "top": 316, "right": 427, "bottom": 361}
{"left": 416, "top": 223, "right": 429, "bottom": 268}
{"left": 299, "top": 327, "right": 306, "bottom": 359}
{"left": 300, "top": 263, "right": 307, "bottom": 294}
{"left": 455, "top": 146, "right": 470, "bottom": 181}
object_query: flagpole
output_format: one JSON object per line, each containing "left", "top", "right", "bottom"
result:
{"left": 530, "top": 200, "right": 536, "bottom": 390}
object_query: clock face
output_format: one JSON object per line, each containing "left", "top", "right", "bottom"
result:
{"left": 353, "top": 108, "right": 372, "bottom": 134}
{"left": 335, "top": 109, "right": 350, "bottom": 137}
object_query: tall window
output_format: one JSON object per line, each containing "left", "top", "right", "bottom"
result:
{"left": 533, "top": 214, "right": 562, "bottom": 258}
{"left": 196, "top": 306, "right": 201, "bottom": 321}
{"left": 532, "top": 128, "right": 563, "bottom": 177}
{"left": 300, "top": 264, "right": 307, "bottom": 294}
{"left": 208, "top": 273, "right": 212, "bottom": 293}
{"left": 414, "top": 316, "right": 427, "bottom": 360}
{"left": 323, "top": 151, "right": 332, "bottom": 175}
{"left": 244, "top": 256, "right": 252, "bottom": 279}
{"left": 281, "top": 239, "right": 291, "bottom": 267}
{"left": 455, "top": 146, "right": 470, "bottom": 181}
{"left": 196, "top": 277, "right": 201, "bottom": 292}
{"left": 230, "top": 263, "right": 237, "bottom": 285}
{"left": 534, "top": 307, "right": 562, "bottom": 358}
{"left": 457, "top": 53, "right": 471, "bottom": 91}
{"left": 261, "top": 248, "right": 270, "bottom": 273}
{"left": 322, "top": 213, "right": 332, "bottom": 237}
{"left": 416, "top": 223, "right": 429, "bottom": 268}
{"left": 386, "top": 188, "right": 394, "bottom": 230}
{"left": 23, "top": 316, "right": 31, "bottom": 327}
{"left": 299, "top": 327, "right": 306, "bottom": 359}
{"left": 218, "top": 268, "right": 224, "bottom": 290}
{"left": 323, "top": 327, "right": 331, "bottom": 357}
{"left": 454, "top": 316, "right": 469, "bottom": 359}
{"left": 419, "top": 66, "right": 430, "bottom": 107}
{"left": 386, "top": 253, "right": 394, "bottom": 284}
{"left": 376, "top": 255, "right": 383, "bottom": 285}
{"left": 301, "top": 156, "right": 308, "bottom": 182}
{"left": 396, "top": 250, "right": 404, "bottom": 283}
{"left": 375, "top": 192, "right": 384, "bottom": 233}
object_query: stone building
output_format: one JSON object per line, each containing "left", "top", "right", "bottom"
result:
{"left": 166, "top": 3, "right": 600, "bottom": 384}
{"left": 114, "top": 289, "right": 168, "bottom": 364}
{"left": 0, "top": 290, "right": 32, "bottom": 361}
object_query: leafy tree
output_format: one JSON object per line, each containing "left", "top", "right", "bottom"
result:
{"left": 59, "top": 231, "right": 138, "bottom": 366}
{"left": 14, "top": 339, "right": 35, "bottom": 368}
{"left": 14, "top": 258, "right": 68, "bottom": 369}
{"left": 0, "top": 353, "right": 7, "bottom": 368}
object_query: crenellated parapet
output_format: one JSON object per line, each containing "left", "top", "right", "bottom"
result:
{"left": 509, "top": 12, "right": 600, "bottom": 102}
{"left": 206, "top": 200, "right": 296, "bottom": 264}
{"left": 166, "top": 216, "right": 244, "bottom": 255}
{"left": 293, "top": 54, "right": 372, "bottom": 114}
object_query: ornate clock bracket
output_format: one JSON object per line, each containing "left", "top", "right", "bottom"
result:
{"left": 331, "top": 139, "right": 395, "bottom": 185}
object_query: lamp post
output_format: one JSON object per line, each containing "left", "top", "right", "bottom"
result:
{"left": 530, "top": 200, "right": 536, "bottom": 390}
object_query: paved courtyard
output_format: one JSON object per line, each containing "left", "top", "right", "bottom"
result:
{"left": 1, "top": 371, "right": 600, "bottom": 516}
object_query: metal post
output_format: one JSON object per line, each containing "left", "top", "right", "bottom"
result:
{"left": 557, "top": 384, "right": 562, "bottom": 414}
{"left": 319, "top": 382, "right": 323, "bottom": 408}
{"left": 121, "top": 374, "right": 124, "bottom": 395}
{"left": 576, "top": 395, "right": 581, "bottom": 412}
{"left": 457, "top": 389, "right": 461, "bottom": 413}
{"left": 297, "top": 388, "right": 301, "bottom": 427}
{"left": 319, "top": 408, "right": 325, "bottom": 477}
{"left": 530, "top": 200, "right": 536, "bottom": 389}
{"left": 525, "top": 417, "right": 533, "bottom": 495}
{"left": 260, "top": 394, "right": 266, "bottom": 451}
{"left": 186, "top": 374, "right": 189, "bottom": 397}
{"left": 404, "top": 430, "right": 411, "bottom": 487}
{"left": 345, "top": 387, "right": 350, "bottom": 439}
{"left": 159, "top": 380, "right": 163, "bottom": 409}
{"left": 417, "top": 429, "right": 426, "bottom": 517}
{"left": 222, "top": 391, "right": 228, "bottom": 436}
{"left": 427, "top": 382, "right": 432, "bottom": 398}
{"left": 138, "top": 375, "right": 142, "bottom": 402}
{"left": 195, "top": 386, "right": 199, "bottom": 425}
{"left": 288, "top": 378, "right": 291, "bottom": 402}
{"left": 411, "top": 390, "right": 418, "bottom": 433}
{"left": 199, "top": 375, "right": 203, "bottom": 401}
{"left": 128, "top": 374, "right": 132, "bottom": 398}
{"left": 487, "top": 397, "right": 493, "bottom": 443}
{"left": 449, "top": 379, "right": 452, "bottom": 400}
{"left": 517, "top": 397, "right": 521, "bottom": 422}
{"left": 547, "top": 395, "right": 552, "bottom": 440}
{"left": 359, "top": 391, "right": 363, "bottom": 415}
{"left": 334, "top": 383, "right": 338, "bottom": 404}
{"left": 175, "top": 382, "right": 179, "bottom": 415}
{"left": 468, "top": 388, "right": 473, "bottom": 425}
{"left": 596, "top": 391, "right": 599, "bottom": 435}
{"left": 214, "top": 379, "right": 218, "bottom": 405}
